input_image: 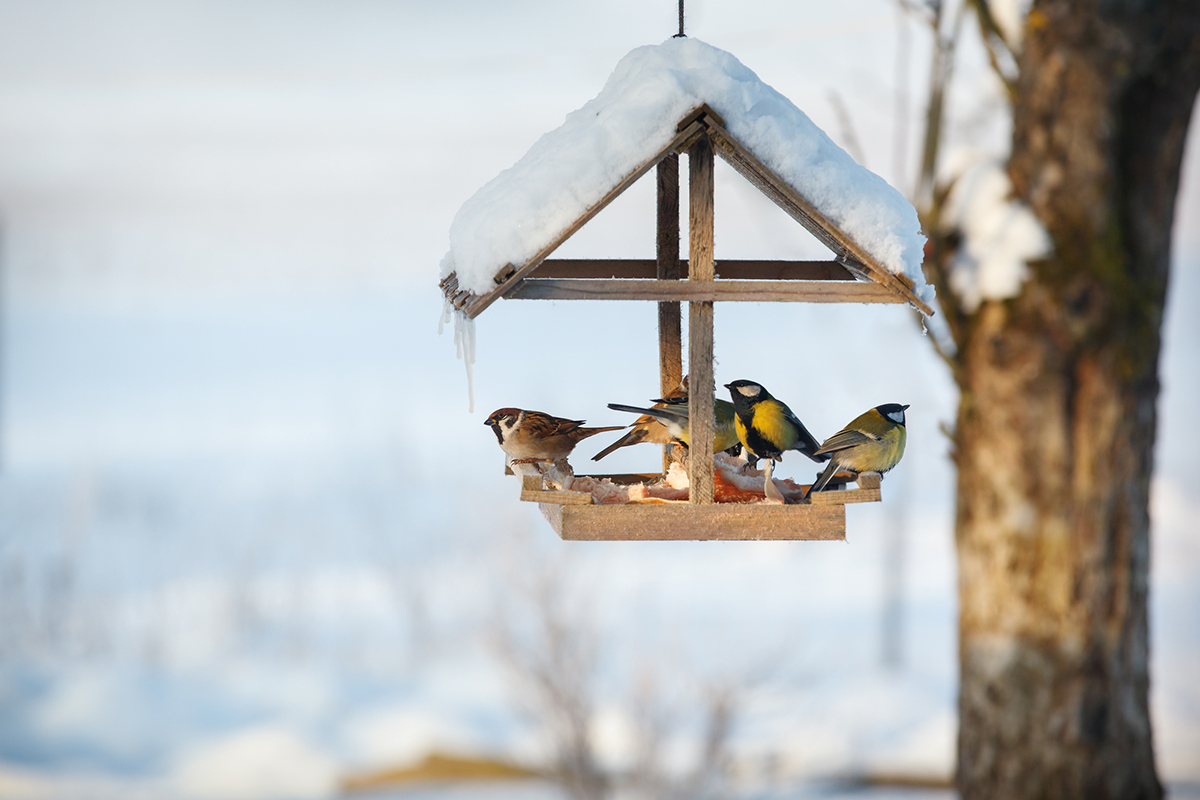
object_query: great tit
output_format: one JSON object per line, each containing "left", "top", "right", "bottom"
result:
{"left": 724, "top": 380, "right": 827, "bottom": 465}
{"left": 605, "top": 398, "right": 740, "bottom": 455}
{"left": 805, "top": 403, "right": 909, "bottom": 498}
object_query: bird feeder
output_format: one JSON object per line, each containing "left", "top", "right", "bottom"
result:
{"left": 439, "top": 41, "right": 932, "bottom": 542}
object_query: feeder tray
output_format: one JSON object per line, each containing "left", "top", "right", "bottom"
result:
{"left": 519, "top": 472, "right": 882, "bottom": 541}
{"left": 444, "top": 102, "right": 929, "bottom": 542}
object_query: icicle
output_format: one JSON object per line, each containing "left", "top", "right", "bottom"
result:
{"left": 437, "top": 297, "right": 477, "bottom": 413}
{"left": 453, "top": 309, "right": 476, "bottom": 413}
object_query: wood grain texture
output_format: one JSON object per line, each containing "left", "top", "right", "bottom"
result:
{"left": 542, "top": 501, "right": 846, "bottom": 541}
{"left": 529, "top": 259, "right": 856, "bottom": 280}
{"left": 657, "top": 155, "right": 683, "bottom": 474}
{"left": 518, "top": 475, "right": 593, "bottom": 505}
{"left": 808, "top": 487, "right": 882, "bottom": 505}
{"left": 687, "top": 134, "right": 715, "bottom": 505}
{"left": 457, "top": 119, "right": 707, "bottom": 319}
{"left": 702, "top": 117, "right": 934, "bottom": 316}
{"left": 505, "top": 279, "right": 905, "bottom": 303}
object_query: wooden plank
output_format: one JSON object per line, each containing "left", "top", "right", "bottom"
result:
{"left": 676, "top": 103, "right": 726, "bottom": 132}
{"left": 527, "top": 259, "right": 856, "bottom": 281}
{"left": 858, "top": 473, "right": 883, "bottom": 489}
{"left": 519, "top": 475, "right": 594, "bottom": 505}
{"left": 687, "top": 134, "right": 716, "bottom": 506}
{"left": 459, "top": 119, "right": 707, "bottom": 319}
{"left": 809, "top": 487, "right": 882, "bottom": 505}
{"left": 657, "top": 155, "right": 683, "bottom": 474}
{"left": 505, "top": 279, "right": 906, "bottom": 303}
{"left": 702, "top": 117, "right": 935, "bottom": 316}
{"left": 542, "top": 502, "right": 846, "bottom": 541}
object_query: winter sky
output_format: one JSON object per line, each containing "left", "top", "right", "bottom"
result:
{"left": 0, "top": 1, "right": 1197, "bottom": 798}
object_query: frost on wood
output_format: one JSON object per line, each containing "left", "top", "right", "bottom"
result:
{"left": 438, "top": 291, "right": 476, "bottom": 413}
{"left": 943, "top": 160, "right": 1050, "bottom": 312}
{"left": 442, "top": 37, "right": 928, "bottom": 297}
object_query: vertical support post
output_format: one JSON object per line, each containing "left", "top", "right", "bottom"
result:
{"left": 656, "top": 155, "right": 682, "bottom": 474}
{"left": 687, "top": 134, "right": 715, "bottom": 505}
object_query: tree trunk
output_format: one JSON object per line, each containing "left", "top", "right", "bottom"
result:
{"left": 954, "top": 2, "right": 1200, "bottom": 798}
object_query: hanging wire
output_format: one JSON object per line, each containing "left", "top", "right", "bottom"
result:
{"left": 674, "top": 0, "right": 686, "bottom": 37}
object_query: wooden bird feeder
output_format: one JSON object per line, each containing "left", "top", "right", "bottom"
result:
{"left": 440, "top": 102, "right": 932, "bottom": 542}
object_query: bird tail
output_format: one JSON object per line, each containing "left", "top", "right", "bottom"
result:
{"left": 577, "top": 425, "right": 625, "bottom": 441}
{"left": 805, "top": 460, "right": 840, "bottom": 500}
{"left": 608, "top": 403, "right": 655, "bottom": 416}
{"left": 592, "top": 428, "right": 646, "bottom": 461}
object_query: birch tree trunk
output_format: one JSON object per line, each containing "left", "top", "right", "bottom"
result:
{"left": 952, "top": 2, "right": 1200, "bottom": 798}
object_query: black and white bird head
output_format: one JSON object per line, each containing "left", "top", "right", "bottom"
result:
{"left": 875, "top": 403, "right": 910, "bottom": 427}
{"left": 724, "top": 380, "right": 769, "bottom": 412}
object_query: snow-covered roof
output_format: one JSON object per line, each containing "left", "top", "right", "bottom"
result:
{"left": 440, "top": 36, "right": 932, "bottom": 313}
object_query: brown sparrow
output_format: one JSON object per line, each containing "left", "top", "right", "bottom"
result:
{"left": 485, "top": 408, "right": 623, "bottom": 465}
{"left": 591, "top": 380, "right": 688, "bottom": 461}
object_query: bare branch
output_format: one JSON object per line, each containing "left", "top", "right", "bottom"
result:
{"left": 827, "top": 90, "right": 867, "bottom": 166}
{"left": 965, "top": 0, "right": 1019, "bottom": 100}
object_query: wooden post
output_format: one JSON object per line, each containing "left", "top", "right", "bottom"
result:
{"left": 687, "top": 134, "right": 715, "bottom": 505}
{"left": 656, "top": 155, "right": 682, "bottom": 474}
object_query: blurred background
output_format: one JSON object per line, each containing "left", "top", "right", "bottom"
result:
{"left": 0, "top": 1, "right": 1195, "bottom": 798}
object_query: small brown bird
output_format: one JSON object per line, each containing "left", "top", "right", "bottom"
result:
{"left": 485, "top": 408, "right": 623, "bottom": 465}
{"left": 591, "top": 381, "right": 688, "bottom": 461}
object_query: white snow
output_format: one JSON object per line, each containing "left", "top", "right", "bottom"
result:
{"left": 943, "top": 160, "right": 1050, "bottom": 312}
{"left": 171, "top": 725, "right": 338, "bottom": 800}
{"left": 989, "top": 0, "right": 1031, "bottom": 49}
{"left": 444, "top": 37, "right": 930, "bottom": 302}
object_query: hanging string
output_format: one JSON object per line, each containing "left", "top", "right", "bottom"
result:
{"left": 674, "top": 0, "right": 685, "bottom": 37}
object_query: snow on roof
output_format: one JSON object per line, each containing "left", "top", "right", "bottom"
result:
{"left": 442, "top": 37, "right": 929, "bottom": 301}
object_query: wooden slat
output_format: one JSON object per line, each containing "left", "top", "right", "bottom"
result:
{"left": 676, "top": 103, "right": 726, "bottom": 132}
{"left": 809, "top": 487, "right": 882, "bottom": 505}
{"left": 702, "top": 117, "right": 935, "bottom": 316}
{"left": 527, "top": 259, "right": 856, "bottom": 281}
{"left": 506, "top": 279, "right": 906, "bottom": 303}
{"left": 657, "top": 155, "right": 683, "bottom": 474}
{"left": 458, "top": 119, "right": 708, "bottom": 319}
{"left": 687, "top": 134, "right": 715, "bottom": 506}
{"left": 519, "top": 475, "right": 593, "bottom": 505}
{"left": 542, "top": 502, "right": 846, "bottom": 541}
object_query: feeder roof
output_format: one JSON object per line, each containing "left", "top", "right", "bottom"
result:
{"left": 440, "top": 37, "right": 933, "bottom": 315}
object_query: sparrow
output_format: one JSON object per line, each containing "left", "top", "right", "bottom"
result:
{"left": 724, "top": 380, "right": 827, "bottom": 464}
{"left": 484, "top": 408, "right": 623, "bottom": 465}
{"left": 806, "top": 403, "right": 909, "bottom": 498}
{"left": 591, "top": 380, "right": 688, "bottom": 461}
{"left": 605, "top": 397, "right": 740, "bottom": 455}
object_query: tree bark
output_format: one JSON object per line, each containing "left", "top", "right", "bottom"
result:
{"left": 954, "top": 2, "right": 1200, "bottom": 798}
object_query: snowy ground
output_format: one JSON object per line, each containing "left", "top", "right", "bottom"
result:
{"left": 0, "top": 2, "right": 1197, "bottom": 799}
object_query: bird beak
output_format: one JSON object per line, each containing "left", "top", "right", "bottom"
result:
{"left": 901, "top": 404, "right": 911, "bottom": 410}
{"left": 722, "top": 383, "right": 731, "bottom": 389}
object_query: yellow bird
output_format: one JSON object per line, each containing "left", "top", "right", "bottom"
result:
{"left": 724, "top": 380, "right": 826, "bottom": 464}
{"left": 591, "top": 381, "right": 688, "bottom": 461}
{"left": 806, "top": 403, "right": 909, "bottom": 498}
{"left": 605, "top": 397, "right": 740, "bottom": 455}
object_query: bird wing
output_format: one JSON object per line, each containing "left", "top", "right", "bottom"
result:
{"left": 815, "top": 428, "right": 877, "bottom": 455}
{"left": 782, "top": 406, "right": 826, "bottom": 460}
